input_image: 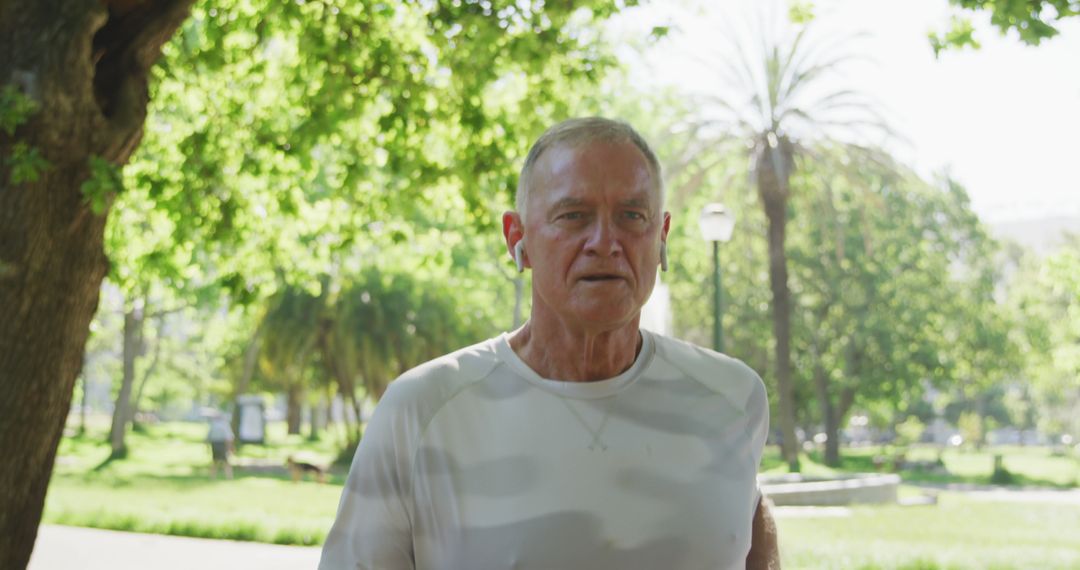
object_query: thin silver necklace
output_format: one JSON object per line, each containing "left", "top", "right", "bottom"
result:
{"left": 558, "top": 396, "right": 615, "bottom": 452}
{"left": 529, "top": 333, "right": 640, "bottom": 452}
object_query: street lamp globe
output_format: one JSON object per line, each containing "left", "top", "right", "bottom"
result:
{"left": 698, "top": 203, "right": 735, "bottom": 243}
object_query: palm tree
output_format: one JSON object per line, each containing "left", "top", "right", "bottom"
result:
{"left": 678, "top": 9, "right": 890, "bottom": 471}
{"left": 258, "top": 286, "right": 324, "bottom": 434}
{"left": 318, "top": 267, "right": 488, "bottom": 442}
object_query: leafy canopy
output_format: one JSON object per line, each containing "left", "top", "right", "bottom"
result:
{"left": 930, "top": 0, "right": 1079, "bottom": 54}
{"left": 110, "top": 0, "right": 635, "bottom": 306}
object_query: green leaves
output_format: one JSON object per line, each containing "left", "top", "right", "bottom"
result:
{"left": 80, "top": 157, "right": 125, "bottom": 214}
{"left": 1005, "top": 240, "right": 1080, "bottom": 410}
{"left": 5, "top": 142, "right": 49, "bottom": 185}
{"left": 932, "top": 0, "right": 1078, "bottom": 53}
{"left": 0, "top": 84, "right": 38, "bottom": 136}
{"left": 107, "top": 0, "right": 630, "bottom": 313}
{"left": 255, "top": 265, "right": 491, "bottom": 402}
{"left": 83, "top": 0, "right": 633, "bottom": 418}
{"left": 2, "top": 85, "right": 50, "bottom": 185}
{"left": 929, "top": 17, "right": 981, "bottom": 58}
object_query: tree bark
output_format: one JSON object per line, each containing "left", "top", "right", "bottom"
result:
{"left": 812, "top": 358, "right": 840, "bottom": 467}
{"left": 756, "top": 141, "right": 800, "bottom": 472}
{"left": 131, "top": 313, "right": 164, "bottom": 431}
{"left": 836, "top": 387, "right": 856, "bottom": 434}
{"left": 109, "top": 304, "right": 144, "bottom": 457}
{"left": 286, "top": 384, "right": 303, "bottom": 435}
{"left": 79, "top": 365, "right": 89, "bottom": 436}
{"left": 307, "top": 396, "right": 323, "bottom": 441}
{"left": 0, "top": 1, "right": 194, "bottom": 567}
{"left": 976, "top": 394, "right": 988, "bottom": 450}
{"left": 324, "top": 384, "right": 334, "bottom": 432}
{"left": 317, "top": 319, "right": 364, "bottom": 442}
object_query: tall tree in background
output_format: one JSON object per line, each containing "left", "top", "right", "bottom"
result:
{"left": 107, "top": 297, "right": 146, "bottom": 459}
{"left": 1007, "top": 240, "right": 1080, "bottom": 438}
{"left": 0, "top": 1, "right": 632, "bottom": 566}
{"left": 681, "top": 10, "right": 889, "bottom": 470}
{"left": 789, "top": 160, "right": 1003, "bottom": 465}
{"left": 939, "top": 192, "right": 1025, "bottom": 446}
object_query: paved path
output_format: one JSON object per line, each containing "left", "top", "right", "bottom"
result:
{"left": 770, "top": 486, "right": 1080, "bottom": 519}
{"left": 28, "top": 525, "right": 322, "bottom": 570}
{"left": 908, "top": 483, "right": 1080, "bottom": 505}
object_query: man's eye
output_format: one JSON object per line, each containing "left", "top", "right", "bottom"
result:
{"left": 623, "top": 211, "right": 646, "bottom": 221}
{"left": 560, "top": 212, "right": 585, "bottom": 220}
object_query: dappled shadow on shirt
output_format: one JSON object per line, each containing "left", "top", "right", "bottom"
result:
{"left": 415, "top": 509, "right": 695, "bottom": 569}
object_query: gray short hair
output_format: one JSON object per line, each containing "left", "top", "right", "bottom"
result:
{"left": 515, "top": 117, "right": 664, "bottom": 220}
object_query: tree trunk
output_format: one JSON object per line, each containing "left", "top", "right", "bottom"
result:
{"left": 812, "top": 359, "right": 840, "bottom": 467}
{"left": 317, "top": 321, "right": 364, "bottom": 443}
{"left": 286, "top": 384, "right": 303, "bottom": 435}
{"left": 79, "top": 367, "right": 89, "bottom": 437}
{"left": 0, "top": 2, "right": 194, "bottom": 567}
{"left": 323, "top": 384, "right": 334, "bottom": 431}
{"left": 757, "top": 159, "right": 799, "bottom": 472}
{"left": 976, "top": 394, "right": 988, "bottom": 451}
{"left": 285, "top": 341, "right": 316, "bottom": 436}
{"left": 131, "top": 314, "right": 164, "bottom": 431}
{"left": 307, "top": 398, "right": 321, "bottom": 441}
{"left": 829, "top": 386, "right": 857, "bottom": 467}
{"left": 109, "top": 305, "right": 144, "bottom": 457}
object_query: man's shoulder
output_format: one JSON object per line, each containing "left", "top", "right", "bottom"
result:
{"left": 648, "top": 332, "right": 766, "bottom": 410}
{"left": 382, "top": 337, "right": 502, "bottom": 409}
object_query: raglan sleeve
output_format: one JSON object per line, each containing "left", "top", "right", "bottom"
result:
{"left": 750, "top": 373, "right": 770, "bottom": 465}
{"left": 744, "top": 368, "right": 770, "bottom": 505}
{"left": 319, "top": 381, "right": 418, "bottom": 570}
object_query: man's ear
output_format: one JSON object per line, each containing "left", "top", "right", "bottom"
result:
{"left": 502, "top": 211, "right": 526, "bottom": 268}
{"left": 661, "top": 211, "right": 672, "bottom": 243}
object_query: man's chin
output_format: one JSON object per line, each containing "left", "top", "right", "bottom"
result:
{"left": 563, "top": 304, "right": 639, "bottom": 330}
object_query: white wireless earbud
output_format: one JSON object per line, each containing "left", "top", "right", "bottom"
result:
{"left": 514, "top": 239, "right": 526, "bottom": 273}
{"left": 660, "top": 242, "right": 668, "bottom": 272}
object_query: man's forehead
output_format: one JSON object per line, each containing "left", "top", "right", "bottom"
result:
{"left": 527, "top": 141, "right": 657, "bottom": 204}
{"left": 547, "top": 195, "right": 653, "bottom": 209}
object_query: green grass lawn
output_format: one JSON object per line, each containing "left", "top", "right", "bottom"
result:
{"left": 44, "top": 422, "right": 1080, "bottom": 568}
{"left": 45, "top": 419, "right": 345, "bottom": 545}
{"left": 777, "top": 494, "right": 1080, "bottom": 570}
{"left": 762, "top": 445, "right": 1080, "bottom": 568}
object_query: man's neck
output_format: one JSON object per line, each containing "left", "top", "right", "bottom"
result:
{"left": 508, "top": 314, "right": 642, "bottom": 382}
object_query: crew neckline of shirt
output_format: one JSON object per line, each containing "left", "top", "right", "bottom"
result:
{"left": 494, "top": 328, "right": 655, "bottom": 399}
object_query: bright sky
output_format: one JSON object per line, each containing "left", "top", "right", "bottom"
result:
{"left": 611, "top": 0, "right": 1080, "bottom": 224}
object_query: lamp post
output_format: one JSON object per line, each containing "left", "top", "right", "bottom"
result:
{"left": 699, "top": 203, "right": 735, "bottom": 353}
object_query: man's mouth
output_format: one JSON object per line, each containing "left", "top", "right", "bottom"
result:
{"left": 581, "top": 274, "right": 623, "bottom": 282}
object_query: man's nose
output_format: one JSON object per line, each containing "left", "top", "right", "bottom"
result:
{"left": 584, "top": 217, "right": 622, "bottom": 257}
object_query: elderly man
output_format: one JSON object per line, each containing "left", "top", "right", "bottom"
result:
{"left": 320, "top": 117, "right": 777, "bottom": 569}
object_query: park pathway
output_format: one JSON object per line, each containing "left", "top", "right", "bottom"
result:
{"left": 909, "top": 483, "right": 1080, "bottom": 505}
{"left": 28, "top": 525, "right": 322, "bottom": 570}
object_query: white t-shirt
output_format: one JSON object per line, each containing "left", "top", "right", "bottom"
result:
{"left": 207, "top": 419, "right": 234, "bottom": 443}
{"left": 320, "top": 329, "right": 769, "bottom": 570}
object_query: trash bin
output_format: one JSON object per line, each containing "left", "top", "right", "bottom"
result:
{"left": 236, "top": 395, "right": 266, "bottom": 444}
